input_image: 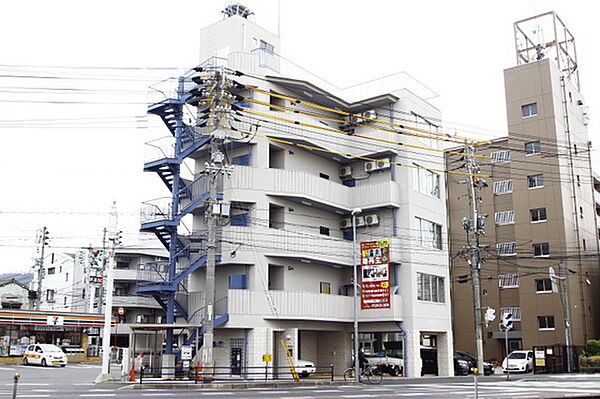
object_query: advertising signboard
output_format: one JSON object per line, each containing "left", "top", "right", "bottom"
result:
{"left": 360, "top": 240, "right": 390, "bottom": 309}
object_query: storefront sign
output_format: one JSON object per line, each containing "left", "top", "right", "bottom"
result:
{"left": 33, "top": 325, "right": 77, "bottom": 332}
{"left": 181, "top": 345, "right": 192, "bottom": 360}
{"left": 47, "top": 316, "right": 64, "bottom": 326}
{"left": 360, "top": 240, "right": 391, "bottom": 309}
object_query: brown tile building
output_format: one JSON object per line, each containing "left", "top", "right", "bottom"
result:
{"left": 446, "top": 12, "right": 600, "bottom": 362}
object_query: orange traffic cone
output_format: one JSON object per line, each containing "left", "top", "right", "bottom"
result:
{"left": 129, "top": 365, "right": 136, "bottom": 382}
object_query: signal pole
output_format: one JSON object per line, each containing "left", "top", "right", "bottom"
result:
{"left": 559, "top": 263, "right": 574, "bottom": 372}
{"left": 464, "top": 144, "right": 485, "bottom": 374}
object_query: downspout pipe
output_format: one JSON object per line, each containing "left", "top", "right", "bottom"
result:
{"left": 395, "top": 321, "right": 408, "bottom": 376}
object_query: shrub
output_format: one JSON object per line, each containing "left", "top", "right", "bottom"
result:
{"left": 585, "top": 340, "right": 600, "bottom": 357}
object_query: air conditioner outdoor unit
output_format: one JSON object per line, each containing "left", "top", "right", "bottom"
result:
{"left": 365, "top": 214, "right": 379, "bottom": 226}
{"left": 339, "top": 218, "right": 352, "bottom": 229}
{"left": 354, "top": 216, "right": 366, "bottom": 227}
{"left": 339, "top": 166, "right": 353, "bottom": 178}
{"left": 361, "top": 110, "right": 377, "bottom": 121}
{"left": 376, "top": 158, "right": 391, "bottom": 169}
{"left": 365, "top": 161, "right": 377, "bottom": 172}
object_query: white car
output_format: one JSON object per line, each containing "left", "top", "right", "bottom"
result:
{"left": 502, "top": 350, "right": 533, "bottom": 373}
{"left": 23, "top": 344, "right": 68, "bottom": 367}
{"left": 295, "top": 359, "right": 316, "bottom": 377}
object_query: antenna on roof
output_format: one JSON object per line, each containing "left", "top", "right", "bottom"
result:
{"left": 534, "top": 24, "right": 545, "bottom": 60}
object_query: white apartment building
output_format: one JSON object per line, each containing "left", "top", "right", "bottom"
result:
{"left": 30, "top": 252, "right": 81, "bottom": 311}
{"left": 142, "top": 7, "right": 453, "bottom": 377}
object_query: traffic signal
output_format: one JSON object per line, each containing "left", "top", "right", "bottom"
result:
{"left": 42, "top": 228, "right": 50, "bottom": 246}
{"left": 96, "top": 250, "right": 105, "bottom": 266}
{"left": 501, "top": 312, "right": 513, "bottom": 330}
{"left": 88, "top": 249, "right": 104, "bottom": 269}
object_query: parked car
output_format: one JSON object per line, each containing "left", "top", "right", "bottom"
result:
{"left": 502, "top": 350, "right": 533, "bottom": 373}
{"left": 420, "top": 347, "right": 489, "bottom": 376}
{"left": 295, "top": 359, "right": 316, "bottom": 377}
{"left": 455, "top": 351, "right": 495, "bottom": 375}
{"left": 365, "top": 353, "right": 403, "bottom": 376}
{"left": 23, "top": 344, "right": 68, "bottom": 367}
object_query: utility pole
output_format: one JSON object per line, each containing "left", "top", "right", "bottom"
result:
{"left": 87, "top": 247, "right": 96, "bottom": 314}
{"left": 464, "top": 144, "right": 485, "bottom": 374}
{"left": 35, "top": 226, "right": 49, "bottom": 310}
{"left": 97, "top": 202, "right": 119, "bottom": 381}
{"left": 558, "top": 263, "right": 574, "bottom": 372}
{"left": 202, "top": 69, "right": 232, "bottom": 368}
{"left": 100, "top": 238, "right": 115, "bottom": 376}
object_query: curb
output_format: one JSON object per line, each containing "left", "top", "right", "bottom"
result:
{"left": 124, "top": 380, "right": 356, "bottom": 390}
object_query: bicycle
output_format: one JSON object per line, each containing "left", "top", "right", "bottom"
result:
{"left": 343, "top": 364, "right": 383, "bottom": 384}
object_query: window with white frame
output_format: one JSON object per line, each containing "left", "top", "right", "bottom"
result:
{"left": 415, "top": 217, "right": 442, "bottom": 249}
{"left": 522, "top": 103, "right": 538, "bottom": 118}
{"left": 525, "top": 141, "right": 541, "bottom": 155}
{"left": 499, "top": 274, "right": 519, "bottom": 288}
{"left": 536, "top": 278, "right": 553, "bottom": 293}
{"left": 493, "top": 180, "right": 513, "bottom": 194}
{"left": 414, "top": 165, "right": 440, "bottom": 198}
{"left": 533, "top": 242, "right": 550, "bottom": 257}
{"left": 417, "top": 272, "right": 445, "bottom": 303}
{"left": 538, "top": 315, "right": 555, "bottom": 330}
{"left": 530, "top": 208, "right": 547, "bottom": 222}
{"left": 495, "top": 210, "right": 515, "bottom": 225}
{"left": 501, "top": 307, "right": 521, "bottom": 321}
{"left": 497, "top": 242, "right": 517, "bottom": 256}
{"left": 491, "top": 150, "right": 511, "bottom": 164}
{"left": 528, "top": 174, "right": 544, "bottom": 188}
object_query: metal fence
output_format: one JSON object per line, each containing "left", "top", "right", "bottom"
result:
{"left": 533, "top": 345, "right": 586, "bottom": 373}
{"left": 139, "top": 364, "right": 335, "bottom": 384}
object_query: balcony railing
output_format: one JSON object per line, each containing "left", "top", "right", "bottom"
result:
{"left": 140, "top": 198, "right": 172, "bottom": 224}
{"left": 227, "top": 289, "right": 403, "bottom": 322}
{"left": 187, "top": 292, "right": 228, "bottom": 325}
{"left": 112, "top": 295, "right": 162, "bottom": 309}
{"left": 137, "top": 261, "right": 169, "bottom": 284}
{"left": 112, "top": 269, "right": 138, "bottom": 281}
{"left": 225, "top": 167, "right": 400, "bottom": 211}
{"left": 144, "top": 136, "right": 175, "bottom": 164}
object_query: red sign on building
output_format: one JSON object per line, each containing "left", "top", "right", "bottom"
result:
{"left": 360, "top": 240, "right": 390, "bottom": 309}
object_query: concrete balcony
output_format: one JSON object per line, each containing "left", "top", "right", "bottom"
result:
{"left": 227, "top": 289, "right": 403, "bottom": 323}
{"left": 112, "top": 269, "right": 138, "bottom": 281}
{"left": 225, "top": 167, "right": 400, "bottom": 212}
{"left": 221, "top": 225, "right": 353, "bottom": 266}
{"left": 594, "top": 189, "right": 600, "bottom": 206}
{"left": 112, "top": 295, "right": 162, "bottom": 309}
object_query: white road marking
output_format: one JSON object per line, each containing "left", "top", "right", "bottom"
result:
{"left": 80, "top": 395, "right": 116, "bottom": 397}
{"left": 141, "top": 394, "right": 176, "bottom": 397}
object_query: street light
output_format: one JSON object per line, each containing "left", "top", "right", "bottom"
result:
{"left": 352, "top": 207, "right": 362, "bottom": 383}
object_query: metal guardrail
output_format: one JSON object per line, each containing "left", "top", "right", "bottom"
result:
{"left": 139, "top": 364, "right": 335, "bottom": 384}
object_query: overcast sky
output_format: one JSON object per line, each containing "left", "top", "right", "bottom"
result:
{"left": 0, "top": 0, "right": 597, "bottom": 272}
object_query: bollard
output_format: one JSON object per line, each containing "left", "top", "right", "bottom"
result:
{"left": 472, "top": 367, "right": 478, "bottom": 399}
{"left": 12, "top": 373, "right": 20, "bottom": 399}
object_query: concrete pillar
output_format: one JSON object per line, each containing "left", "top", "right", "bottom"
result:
{"left": 404, "top": 328, "right": 421, "bottom": 378}
{"left": 162, "top": 353, "right": 175, "bottom": 379}
{"left": 437, "top": 332, "right": 454, "bottom": 377}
